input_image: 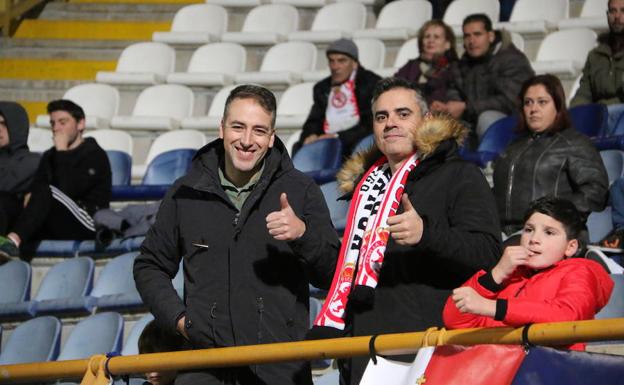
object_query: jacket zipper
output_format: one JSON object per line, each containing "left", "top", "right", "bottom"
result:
{"left": 256, "top": 297, "right": 264, "bottom": 344}
{"left": 210, "top": 302, "right": 217, "bottom": 343}
{"left": 505, "top": 139, "right": 534, "bottom": 221}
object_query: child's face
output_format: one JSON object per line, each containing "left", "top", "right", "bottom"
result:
{"left": 520, "top": 212, "right": 579, "bottom": 270}
{"left": 145, "top": 370, "right": 177, "bottom": 385}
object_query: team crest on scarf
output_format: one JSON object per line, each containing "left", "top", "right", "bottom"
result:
{"left": 315, "top": 154, "right": 419, "bottom": 329}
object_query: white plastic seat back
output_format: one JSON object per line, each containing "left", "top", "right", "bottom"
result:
{"left": 170, "top": 4, "right": 227, "bottom": 34}
{"left": 510, "top": 32, "right": 525, "bottom": 53}
{"left": 28, "top": 127, "right": 53, "bottom": 153}
{"left": 579, "top": 0, "right": 607, "bottom": 17}
{"left": 509, "top": 0, "right": 568, "bottom": 24}
{"left": 443, "top": 0, "right": 500, "bottom": 27}
{"left": 536, "top": 29, "right": 597, "bottom": 62}
{"left": 208, "top": 86, "right": 237, "bottom": 119}
{"left": 116, "top": 42, "right": 175, "bottom": 76}
{"left": 187, "top": 43, "right": 246, "bottom": 74}
{"left": 242, "top": 4, "right": 299, "bottom": 34}
{"left": 310, "top": 2, "right": 366, "bottom": 32}
{"left": 395, "top": 38, "right": 420, "bottom": 68}
{"left": 85, "top": 129, "right": 133, "bottom": 155}
{"left": 65, "top": 83, "right": 120, "bottom": 121}
{"left": 132, "top": 84, "right": 194, "bottom": 120}
{"left": 567, "top": 74, "right": 582, "bottom": 106}
{"left": 260, "top": 41, "right": 317, "bottom": 72}
{"left": 145, "top": 129, "right": 207, "bottom": 165}
{"left": 375, "top": 0, "right": 431, "bottom": 30}
{"left": 278, "top": 83, "right": 314, "bottom": 116}
{"left": 354, "top": 38, "right": 386, "bottom": 69}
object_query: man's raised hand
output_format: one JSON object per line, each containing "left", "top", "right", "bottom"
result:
{"left": 266, "top": 193, "right": 306, "bottom": 241}
{"left": 387, "top": 194, "right": 424, "bottom": 246}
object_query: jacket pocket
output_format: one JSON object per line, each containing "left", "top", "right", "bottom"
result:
{"left": 185, "top": 302, "right": 218, "bottom": 349}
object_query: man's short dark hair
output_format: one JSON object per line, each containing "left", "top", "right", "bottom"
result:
{"left": 47, "top": 99, "right": 86, "bottom": 122}
{"left": 138, "top": 320, "right": 185, "bottom": 354}
{"left": 522, "top": 196, "right": 586, "bottom": 241}
{"left": 371, "top": 77, "right": 429, "bottom": 115}
{"left": 462, "top": 13, "right": 493, "bottom": 32}
{"left": 223, "top": 85, "right": 277, "bottom": 128}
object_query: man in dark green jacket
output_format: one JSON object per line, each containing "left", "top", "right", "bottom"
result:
{"left": 571, "top": 0, "right": 624, "bottom": 107}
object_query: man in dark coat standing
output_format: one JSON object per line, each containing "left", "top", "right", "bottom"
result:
{"left": 295, "top": 39, "right": 381, "bottom": 157}
{"left": 134, "top": 85, "right": 340, "bottom": 385}
{"left": 308, "top": 78, "right": 502, "bottom": 385}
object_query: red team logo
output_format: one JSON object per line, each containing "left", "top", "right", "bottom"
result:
{"left": 331, "top": 90, "right": 348, "bottom": 108}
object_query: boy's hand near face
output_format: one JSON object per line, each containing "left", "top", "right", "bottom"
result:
{"left": 491, "top": 246, "right": 530, "bottom": 284}
{"left": 451, "top": 287, "right": 496, "bottom": 317}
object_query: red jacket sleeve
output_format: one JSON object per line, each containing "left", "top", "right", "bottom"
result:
{"left": 443, "top": 270, "right": 506, "bottom": 329}
{"left": 503, "top": 262, "right": 614, "bottom": 326}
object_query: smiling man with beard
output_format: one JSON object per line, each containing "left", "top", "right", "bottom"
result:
{"left": 134, "top": 85, "right": 339, "bottom": 385}
{"left": 571, "top": 0, "right": 624, "bottom": 107}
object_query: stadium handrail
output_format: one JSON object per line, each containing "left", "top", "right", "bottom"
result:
{"left": 1, "top": 318, "right": 623, "bottom": 384}
{"left": 0, "top": 0, "right": 44, "bottom": 36}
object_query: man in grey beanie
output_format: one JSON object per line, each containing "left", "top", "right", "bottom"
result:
{"left": 295, "top": 38, "right": 381, "bottom": 157}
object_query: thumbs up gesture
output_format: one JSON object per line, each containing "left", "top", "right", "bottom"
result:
{"left": 387, "top": 194, "right": 424, "bottom": 246}
{"left": 266, "top": 193, "right": 306, "bottom": 241}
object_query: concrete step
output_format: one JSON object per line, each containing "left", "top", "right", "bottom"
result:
{"left": 0, "top": 58, "right": 115, "bottom": 80}
{"left": 39, "top": 1, "right": 185, "bottom": 21}
{"left": 0, "top": 42, "right": 122, "bottom": 60}
{"left": 14, "top": 19, "right": 171, "bottom": 41}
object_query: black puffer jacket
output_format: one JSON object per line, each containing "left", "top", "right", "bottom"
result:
{"left": 448, "top": 30, "right": 534, "bottom": 123}
{"left": 493, "top": 127, "right": 609, "bottom": 235}
{"left": 0, "top": 102, "right": 40, "bottom": 194}
{"left": 134, "top": 138, "right": 339, "bottom": 384}
{"left": 337, "top": 117, "right": 502, "bottom": 385}
{"left": 298, "top": 67, "right": 381, "bottom": 156}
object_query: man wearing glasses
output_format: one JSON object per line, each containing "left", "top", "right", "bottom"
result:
{"left": 134, "top": 85, "right": 340, "bottom": 385}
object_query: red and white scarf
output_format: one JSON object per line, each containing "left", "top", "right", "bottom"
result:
{"left": 323, "top": 69, "right": 360, "bottom": 134}
{"left": 314, "top": 154, "right": 419, "bottom": 330}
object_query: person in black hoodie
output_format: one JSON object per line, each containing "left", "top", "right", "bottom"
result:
{"left": 0, "top": 99, "right": 111, "bottom": 261}
{"left": 133, "top": 85, "right": 339, "bottom": 385}
{"left": 0, "top": 102, "right": 40, "bottom": 235}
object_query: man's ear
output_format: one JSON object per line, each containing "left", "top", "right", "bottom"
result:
{"left": 77, "top": 118, "right": 86, "bottom": 134}
{"left": 488, "top": 30, "right": 495, "bottom": 43}
{"left": 219, "top": 119, "right": 225, "bottom": 139}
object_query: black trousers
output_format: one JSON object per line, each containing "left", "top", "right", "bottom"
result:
{"left": 12, "top": 184, "right": 95, "bottom": 243}
{"left": 0, "top": 192, "right": 23, "bottom": 235}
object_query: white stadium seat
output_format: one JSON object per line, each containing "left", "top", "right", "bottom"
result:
{"left": 443, "top": 0, "right": 500, "bottom": 35}
{"left": 353, "top": 0, "right": 431, "bottom": 41}
{"left": 531, "top": 28, "right": 597, "bottom": 77}
{"left": 36, "top": 83, "right": 120, "bottom": 130}
{"left": 96, "top": 42, "right": 175, "bottom": 85}
{"left": 376, "top": 37, "right": 419, "bottom": 77}
{"left": 181, "top": 85, "right": 236, "bottom": 130}
{"left": 288, "top": 2, "right": 366, "bottom": 43}
{"left": 221, "top": 4, "right": 299, "bottom": 45}
{"left": 558, "top": 0, "right": 608, "bottom": 31}
{"left": 166, "top": 43, "right": 246, "bottom": 87}
{"left": 234, "top": 41, "right": 317, "bottom": 86}
{"left": 110, "top": 84, "right": 194, "bottom": 132}
{"left": 85, "top": 129, "right": 133, "bottom": 155}
{"left": 275, "top": 82, "right": 315, "bottom": 130}
{"left": 152, "top": 4, "right": 228, "bottom": 45}
{"left": 496, "top": 0, "right": 569, "bottom": 34}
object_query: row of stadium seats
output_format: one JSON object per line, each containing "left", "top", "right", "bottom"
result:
{"left": 152, "top": 0, "right": 607, "bottom": 49}
{"left": 0, "top": 252, "right": 182, "bottom": 321}
{"left": 89, "top": 27, "right": 594, "bottom": 91}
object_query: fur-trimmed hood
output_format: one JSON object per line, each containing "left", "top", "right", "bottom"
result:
{"left": 337, "top": 114, "right": 467, "bottom": 193}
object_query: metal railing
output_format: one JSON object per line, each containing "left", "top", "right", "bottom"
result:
{"left": 1, "top": 318, "right": 623, "bottom": 385}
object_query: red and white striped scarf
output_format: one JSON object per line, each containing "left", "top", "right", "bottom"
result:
{"left": 314, "top": 154, "right": 419, "bottom": 330}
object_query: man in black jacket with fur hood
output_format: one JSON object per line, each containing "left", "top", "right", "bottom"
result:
{"left": 134, "top": 85, "right": 340, "bottom": 385}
